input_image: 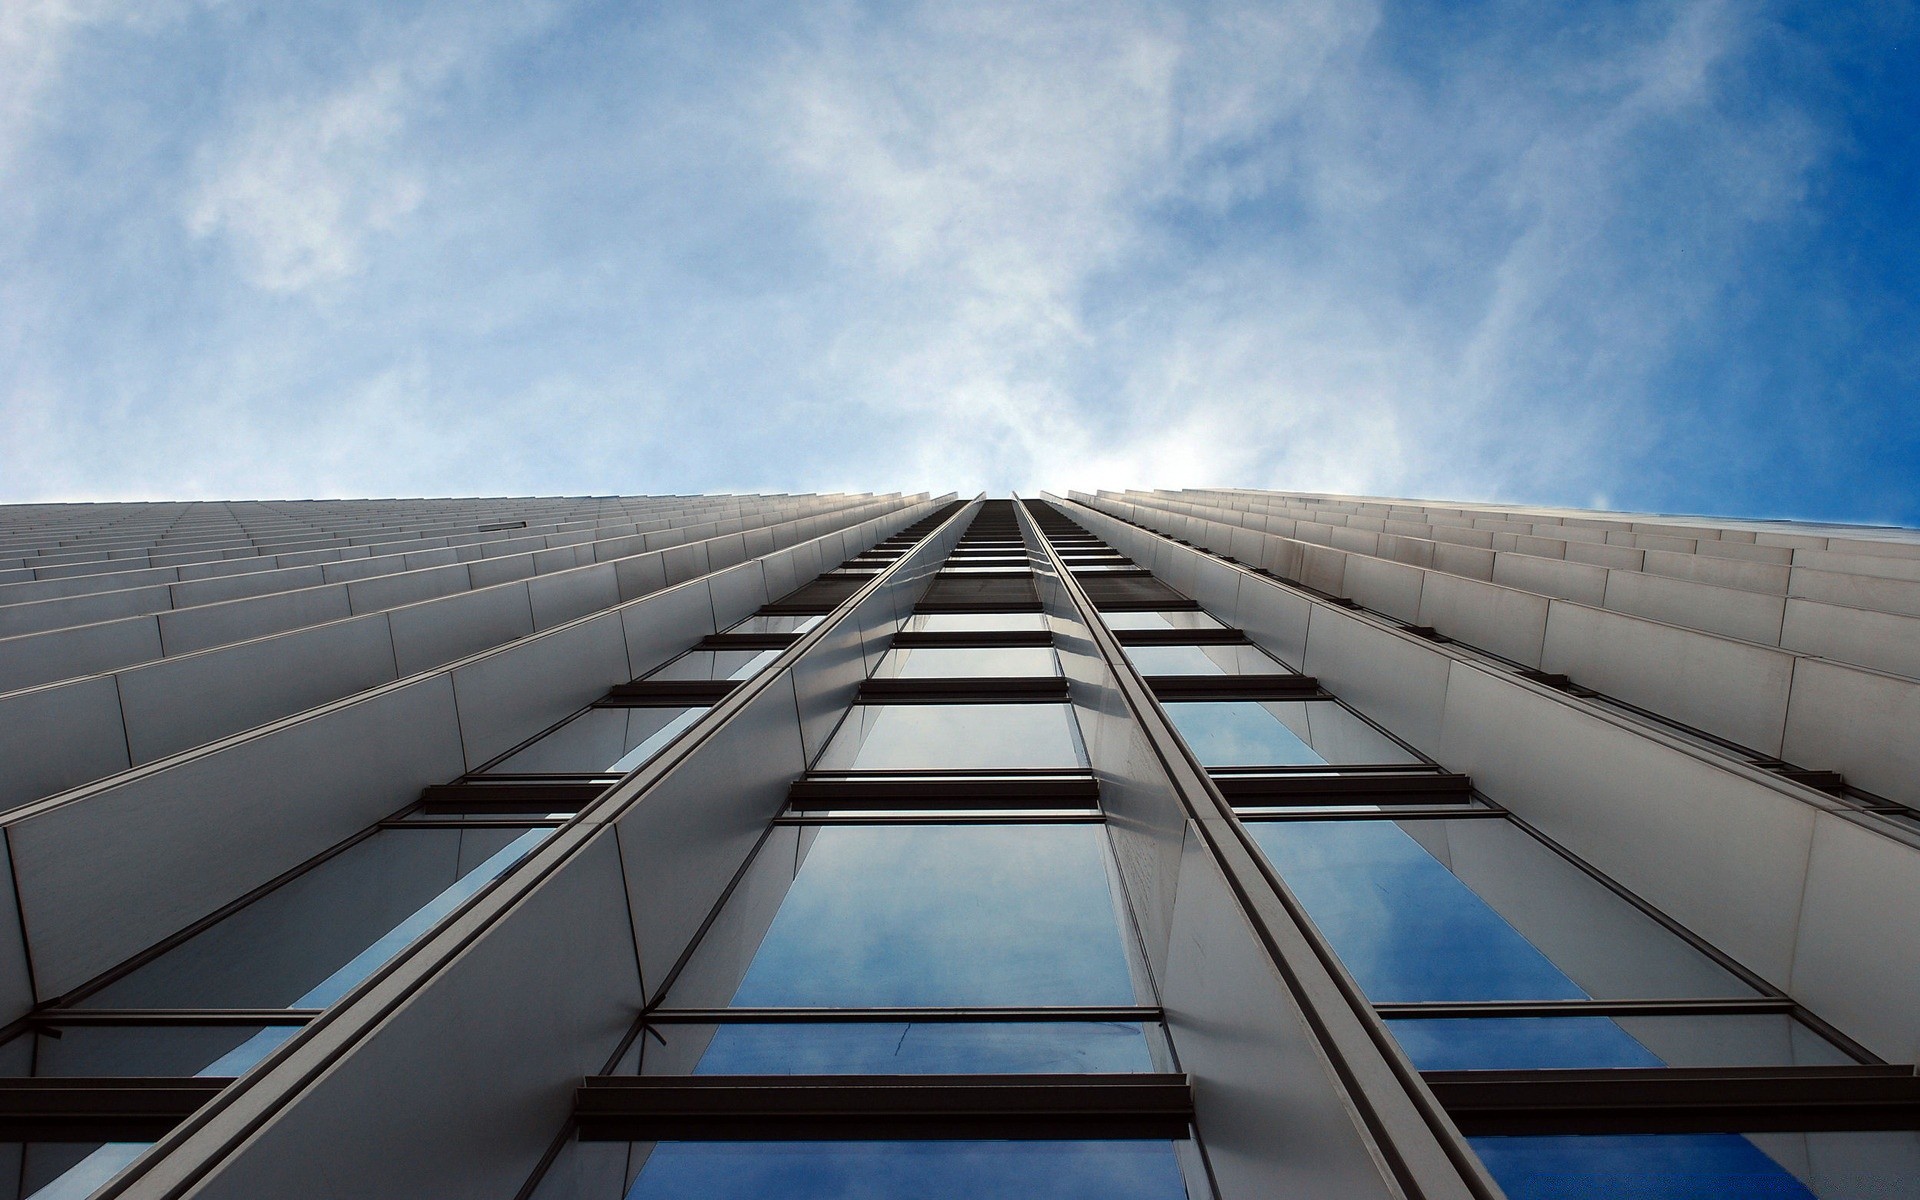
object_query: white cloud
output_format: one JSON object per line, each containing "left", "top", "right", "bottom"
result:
{"left": 742, "top": 0, "right": 1822, "bottom": 500}
{"left": 185, "top": 64, "right": 428, "bottom": 292}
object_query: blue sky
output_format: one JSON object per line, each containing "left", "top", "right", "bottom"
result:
{"left": 1, "top": 0, "right": 1915, "bottom": 523}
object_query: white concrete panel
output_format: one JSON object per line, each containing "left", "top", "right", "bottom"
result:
{"left": 1566, "top": 541, "right": 1645, "bottom": 571}
{"left": 704, "top": 532, "right": 747, "bottom": 571}
{"left": 450, "top": 613, "right": 632, "bottom": 771}
{"left": 1793, "top": 549, "right": 1920, "bottom": 583}
{"left": 1342, "top": 557, "right": 1423, "bottom": 623}
{"left": 1298, "top": 545, "right": 1348, "bottom": 596}
{"left": 1302, "top": 606, "right": 1450, "bottom": 753}
{"left": 159, "top": 586, "right": 354, "bottom": 656}
{"left": 1493, "top": 553, "right": 1608, "bottom": 606}
{"left": 1603, "top": 571, "right": 1788, "bottom": 645}
{"left": 388, "top": 584, "right": 536, "bottom": 678}
{"left": 1790, "top": 816, "right": 1920, "bottom": 1061}
{"left": 120, "top": 617, "right": 401, "bottom": 765}
{"left": 617, "top": 581, "right": 717, "bottom": 681}
{"left": 1781, "top": 658, "right": 1920, "bottom": 807}
{"left": 346, "top": 563, "right": 471, "bottom": 614}
{"left": 613, "top": 552, "right": 669, "bottom": 601}
{"left": 1415, "top": 572, "right": 1549, "bottom": 667}
{"left": 170, "top": 565, "right": 325, "bottom": 607}
{"left": 1228, "top": 575, "right": 1313, "bottom": 669}
{"left": 10, "top": 676, "right": 466, "bottom": 998}
{"left": 466, "top": 555, "right": 536, "bottom": 589}
{"left": 1642, "top": 549, "right": 1790, "bottom": 594}
{"left": 0, "top": 677, "right": 132, "bottom": 811}
{"left": 1187, "top": 554, "right": 1243, "bottom": 619}
{"left": 0, "top": 617, "right": 163, "bottom": 692}
{"left": 1789, "top": 567, "right": 1920, "bottom": 619}
{"left": 0, "top": 585, "right": 173, "bottom": 637}
{"left": 527, "top": 563, "right": 621, "bottom": 632}
{"left": 1432, "top": 541, "right": 1495, "bottom": 581}
{"left": 1436, "top": 663, "right": 1813, "bottom": 986}
{"left": 706, "top": 562, "right": 770, "bottom": 630}
{"left": 1781, "top": 601, "right": 1920, "bottom": 680}
{"left": 1542, "top": 603, "right": 1794, "bottom": 755}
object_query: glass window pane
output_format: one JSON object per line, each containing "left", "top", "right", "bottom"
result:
{"left": 816, "top": 705, "right": 1088, "bottom": 771}
{"left": 1470, "top": 1131, "right": 1920, "bottom": 1200}
{"left": 625, "top": 1141, "right": 1191, "bottom": 1200}
{"left": 726, "top": 615, "right": 823, "bottom": 634}
{"left": 1100, "top": 611, "right": 1224, "bottom": 631}
{"left": 708, "top": 825, "right": 1135, "bottom": 1007}
{"left": 0, "top": 1024, "right": 299, "bottom": 1078}
{"left": 644, "top": 649, "right": 780, "bottom": 681}
{"left": 80, "top": 826, "right": 551, "bottom": 1011}
{"left": 906, "top": 613, "right": 1050, "bottom": 632}
{"left": 1123, "top": 644, "right": 1289, "bottom": 675}
{"left": 875, "top": 647, "right": 1061, "bottom": 678}
{"left": 638, "top": 1022, "right": 1158, "bottom": 1075}
{"left": 1163, "top": 701, "right": 1417, "bottom": 766}
{"left": 0, "top": 1143, "right": 151, "bottom": 1200}
{"left": 1245, "top": 819, "right": 1756, "bottom": 1001}
{"left": 484, "top": 707, "right": 702, "bottom": 774}
{"left": 1386, "top": 1014, "right": 1852, "bottom": 1071}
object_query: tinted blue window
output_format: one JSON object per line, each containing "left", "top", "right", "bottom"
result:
{"left": 816, "top": 704, "right": 1088, "bottom": 770}
{"left": 1247, "top": 820, "right": 1753, "bottom": 1002}
{"left": 672, "top": 1022, "right": 1155, "bottom": 1075}
{"left": 1246, "top": 820, "right": 1583, "bottom": 1001}
{"left": 1162, "top": 701, "right": 1416, "bottom": 766}
{"left": 625, "top": 1141, "right": 1189, "bottom": 1200}
{"left": 1388, "top": 1014, "right": 1853, "bottom": 1071}
{"left": 729, "top": 825, "right": 1135, "bottom": 1007}
{"left": 1387, "top": 1018, "right": 1659, "bottom": 1070}
{"left": 1470, "top": 1135, "right": 1816, "bottom": 1199}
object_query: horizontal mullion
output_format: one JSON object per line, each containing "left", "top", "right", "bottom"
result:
{"left": 575, "top": 1073, "right": 1195, "bottom": 1141}
{"left": 31, "top": 1009, "right": 323, "bottom": 1025}
{"left": 889, "top": 630, "right": 1054, "bottom": 648}
{"left": 775, "top": 814, "right": 1105, "bottom": 826}
{"left": 379, "top": 818, "right": 570, "bottom": 829}
{"left": 856, "top": 677, "right": 1068, "bottom": 703}
{"left": 1427, "top": 1065, "right": 1920, "bottom": 1135}
{"left": 1237, "top": 806, "right": 1499, "bottom": 822}
{"left": 1374, "top": 998, "right": 1797, "bottom": 1019}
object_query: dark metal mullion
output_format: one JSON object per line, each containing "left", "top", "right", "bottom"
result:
{"left": 1374, "top": 997, "right": 1797, "bottom": 1019}
{"left": 773, "top": 814, "right": 1106, "bottom": 826}
{"left": 1017, "top": 498, "right": 1502, "bottom": 1200}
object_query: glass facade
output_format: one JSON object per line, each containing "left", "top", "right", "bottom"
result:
{"left": 6, "top": 494, "right": 1908, "bottom": 1200}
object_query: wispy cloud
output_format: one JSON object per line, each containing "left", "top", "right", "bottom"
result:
{"left": 0, "top": 0, "right": 1911, "bottom": 520}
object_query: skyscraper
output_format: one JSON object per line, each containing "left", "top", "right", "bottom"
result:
{"left": 0, "top": 490, "right": 1912, "bottom": 1199}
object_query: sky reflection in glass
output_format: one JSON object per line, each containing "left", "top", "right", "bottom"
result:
{"left": 816, "top": 704, "right": 1087, "bottom": 770}
{"left": 1123, "top": 644, "right": 1287, "bottom": 675}
{"left": 876, "top": 646, "right": 1061, "bottom": 678}
{"left": 906, "top": 613, "right": 1050, "bottom": 632}
{"left": 729, "top": 825, "right": 1134, "bottom": 1006}
{"left": 644, "top": 648, "right": 781, "bottom": 681}
{"left": 1163, "top": 700, "right": 1417, "bottom": 766}
{"left": 1100, "top": 611, "right": 1224, "bottom": 631}
{"left": 485, "top": 706, "right": 701, "bottom": 774}
{"left": 1469, "top": 1135, "right": 1818, "bottom": 1199}
{"left": 1247, "top": 820, "right": 1585, "bottom": 1001}
{"left": 726, "top": 614, "right": 824, "bottom": 634}
{"left": 1389, "top": 1015, "right": 1853, "bottom": 1071}
{"left": 675, "top": 1022, "right": 1155, "bottom": 1075}
{"left": 625, "top": 1141, "right": 1189, "bottom": 1200}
